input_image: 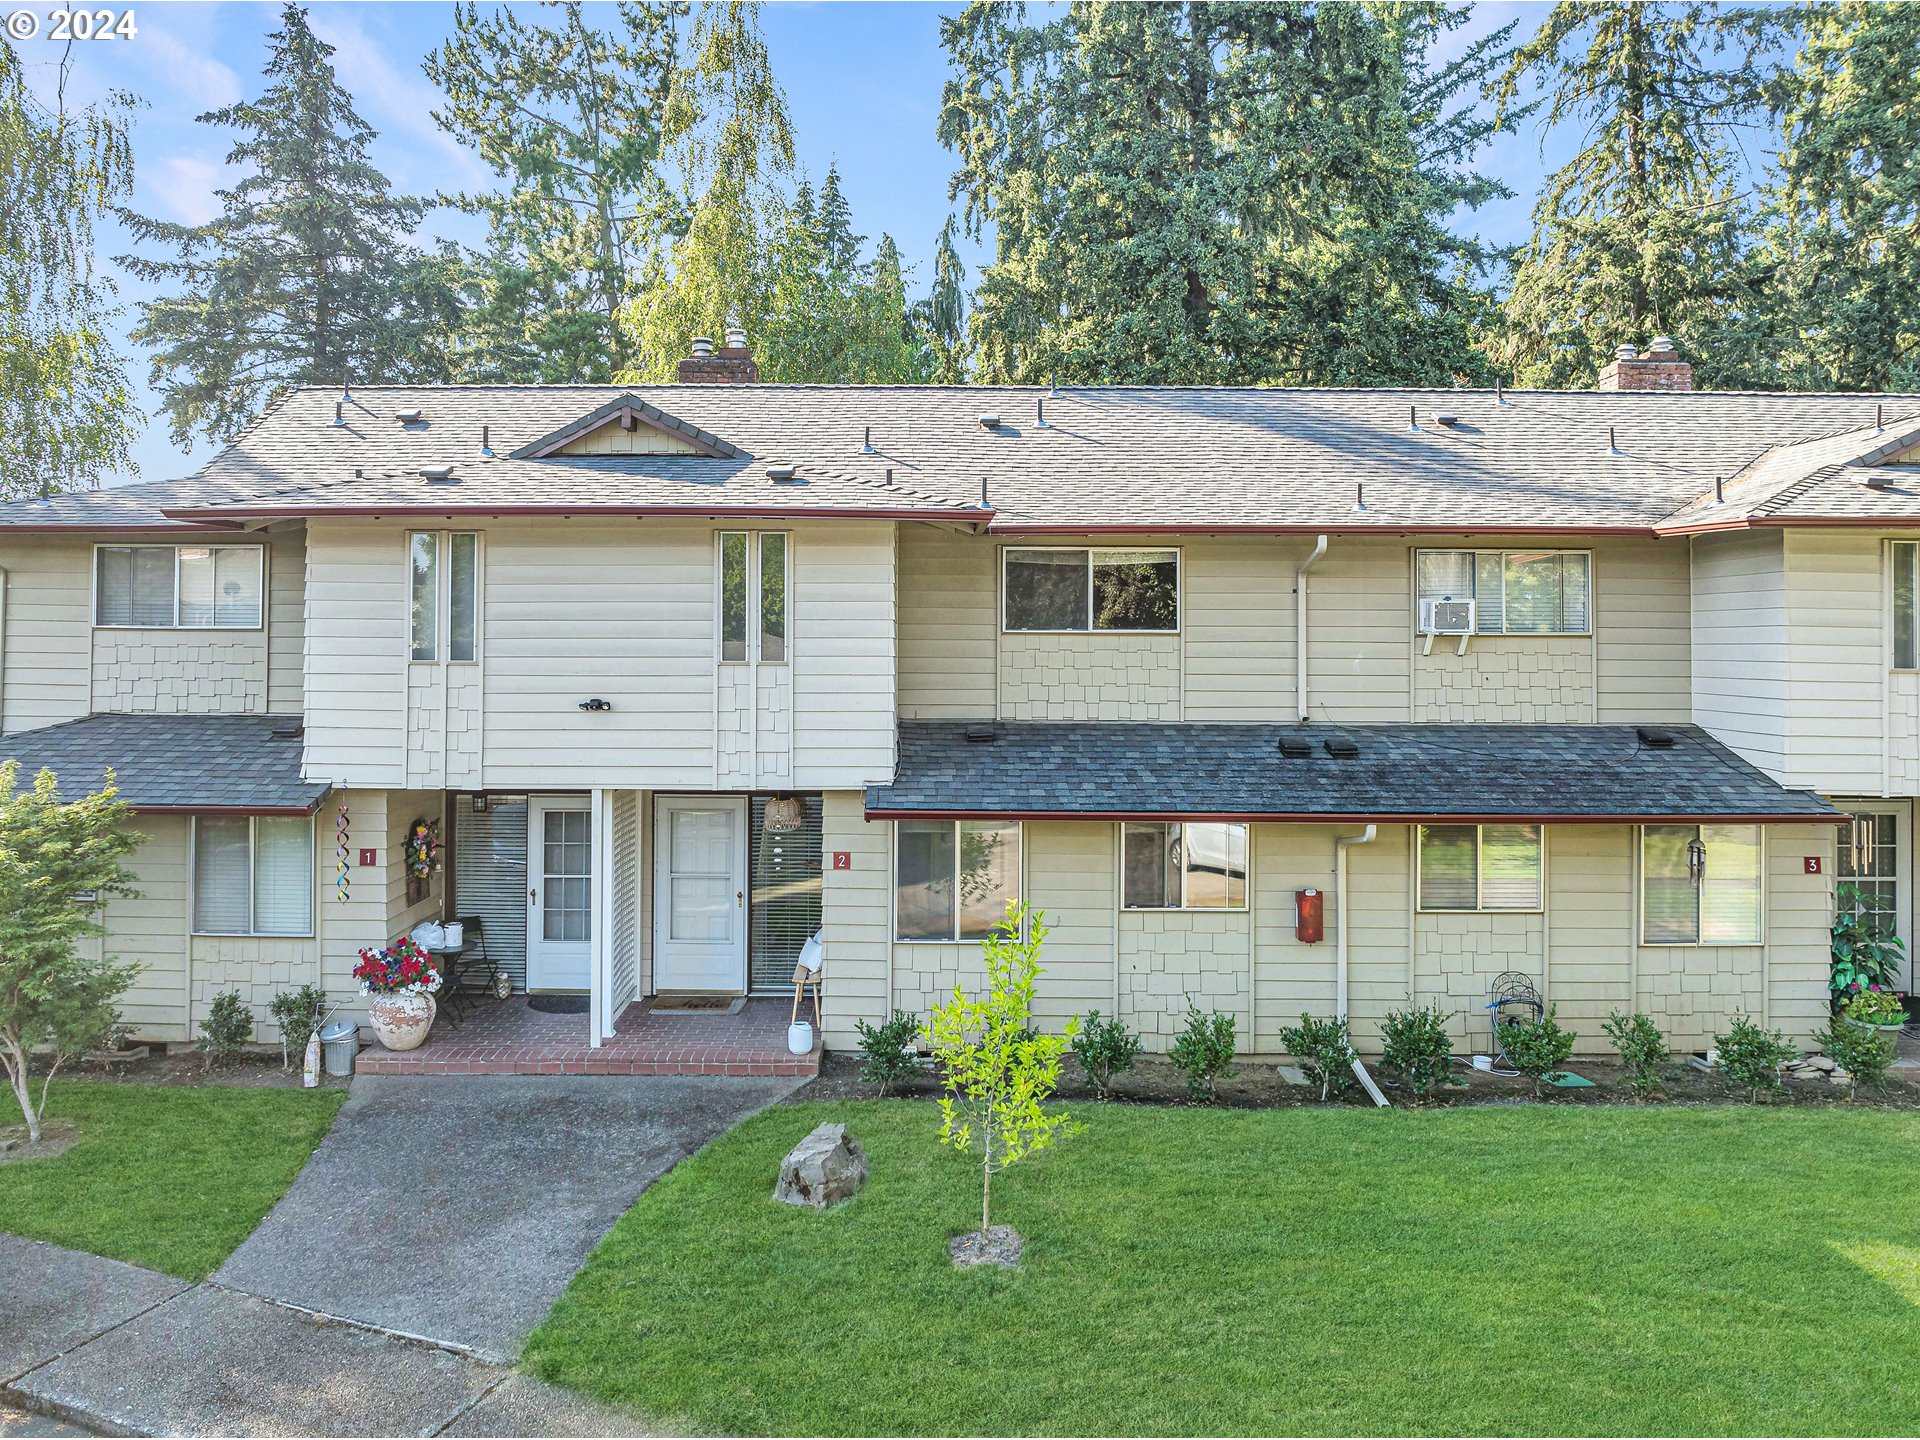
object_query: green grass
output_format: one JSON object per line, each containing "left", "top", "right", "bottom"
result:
{"left": 526, "top": 1101, "right": 1920, "bottom": 1436}
{"left": 0, "top": 1080, "right": 344, "bottom": 1279}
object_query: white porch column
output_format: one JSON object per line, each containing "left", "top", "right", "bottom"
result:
{"left": 590, "top": 787, "right": 609, "bottom": 1047}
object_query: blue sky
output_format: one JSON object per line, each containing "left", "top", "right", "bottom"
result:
{"left": 12, "top": 0, "right": 1562, "bottom": 486}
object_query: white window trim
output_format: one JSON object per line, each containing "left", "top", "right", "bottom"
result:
{"left": 890, "top": 819, "right": 1024, "bottom": 943}
{"left": 189, "top": 814, "right": 317, "bottom": 939}
{"left": 1412, "top": 547, "right": 1594, "bottom": 637}
{"left": 1119, "top": 820, "right": 1251, "bottom": 912}
{"left": 1415, "top": 823, "right": 1546, "bottom": 914}
{"left": 717, "top": 530, "right": 792, "bottom": 666}
{"left": 1000, "top": 545, "right": 1183, "bottom": 635}
{"left": 1637, "top": 823, "right": 1767, "bottom": 948}
{"left": 407, "top": 531, "right": 482, "bottom": 666}
{"left": 91, "top": 543, "right": 267, "bottom": 632}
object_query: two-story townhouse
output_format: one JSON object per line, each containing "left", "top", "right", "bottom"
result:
{"left": 1, "top": 334, "right": 1913, "bottom": 1069}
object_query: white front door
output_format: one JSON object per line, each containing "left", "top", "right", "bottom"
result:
{"left": 653, "top": 796, "right": 747, "bottom": 992}
{"left": 527, "top": 797, "right": 592, "bottom": 991}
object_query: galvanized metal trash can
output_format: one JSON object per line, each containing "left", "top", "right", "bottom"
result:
{"left": 320, "top": 1019, "right": 359, "bottom": 1077}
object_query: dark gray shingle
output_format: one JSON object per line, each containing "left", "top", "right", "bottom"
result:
{"left": 0, "top": 713, "right": 325, "bottom": 812}
{"left": 870, "top": 722, "right": 1841, "bottom": 822}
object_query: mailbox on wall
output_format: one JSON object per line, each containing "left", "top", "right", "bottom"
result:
{"left": 1294, "top": 888, "right": 1324, "bottom": 944}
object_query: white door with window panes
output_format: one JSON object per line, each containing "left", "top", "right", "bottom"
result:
{"left": 653, "top": 796, "right": 748, "bottom": 992}
{"left": 527, "top": 797, "right": 592, "bottom": 991}
{"left": 1836, "top": 801, "right": 1910, "bottom": 988}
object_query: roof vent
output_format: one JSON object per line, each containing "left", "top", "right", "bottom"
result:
{"left": 418, "top": 464, "right": 457, "bottom": 483}
{"left": 1323, "top": 737, "right": 1360, "bottom": 759}
{"left": 395, "top": 408, "right": 423, "bottom": 425}
{"left": 1277, "top": 736, "right": 1312, "bottom": 759}
{"left": 1432, "top": 411, "right": 1459, "bottom": 427}
{"left": 766, "top": 464, "right": 798, "bottom": 483}
{"left": 270, "top": 722, "right": 304, "bottom": 740}
{"left": 1856, "top": 469, "right": 1895, "bottom": 489}
{"left": 965, "top": 722, "right": 996, "bottom": 743}
{"left": 978, "top": 413, "right": 1002, "bottom": 429}
{"left": 1636, "top": 726, "right": 1677, "bottom": 749}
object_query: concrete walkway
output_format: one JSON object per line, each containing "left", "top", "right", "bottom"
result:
{"left": 215, "top": 1074, "right": 800, "bottom": 1361}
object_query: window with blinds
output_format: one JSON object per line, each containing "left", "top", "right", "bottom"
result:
{"left": 1641, "top": 824, "right": 1763, "bottom": 945}
{"left": 1415, "top": 550, "right": 1590, "bottom": 635}
{"left": 749, "top": 795, "right": 822, "bottom": 991}
{"left": 1418, "top": 824, "right": 1542, "bottom": 911}
{"left": 192, "top": 815, "right": 313, "bottom": 935}
{"left": 96, "top": 545, "right": 262, "bottom": 628}
{"left": 453, "top": 797, "right": 529, "bottom": 990}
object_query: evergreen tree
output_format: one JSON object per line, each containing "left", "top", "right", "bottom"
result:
{"left": 914, "top": 214, "right": 970, "bottom": 383}
{"left": 1748, "top": 3, "right": 1920, "bottom": 391}
{"left": 1491, "top": 2, "right": 1783, "bottom": 388}
{"left": 119, "top": 4, "right": 450, "bottom": 445}
{"left": 937, "top": 1, "right": 1510, "bottom": 387}
{"left": 426, "top": 0, "right": 680, "bottom": 382}
{"left": 0, "top": 40, "right": 138, "bottom": 497}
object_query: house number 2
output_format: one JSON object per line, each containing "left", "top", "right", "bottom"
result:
{"left": 831, "top": 852, "right": 852, "bottom": 870}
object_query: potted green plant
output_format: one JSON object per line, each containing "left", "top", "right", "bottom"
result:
{"left": 1831, "top": 884, "right": 1906, "bottom": 1010}
{"left": 1842, "top": 985, "right": 1908, "bottom": 1034}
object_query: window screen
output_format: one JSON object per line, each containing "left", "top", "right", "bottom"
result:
{"left": 98, "top": 547, "right": 260, "bottom": 628}
{"left": 193, "top": 816, "right": 253, "bottom": 934}
{"left": 719, "top": 532, "right": 749, "bottom": 661}
{"left": 449, "top": 533, "right": 478, "bottom": 662}
{"left": 252, "top": 816, "right": 314, "bottom": 935}
{"left": 177, "top": 547, "right": 262, "bottom": 627}
{"left": 409, "top": 532, "right": 438, "bottom": 661}
{"left": 1896, "top": 542, "right": 1918, "bottom": 670}
{"left": 1641, "top": 824, "right": 1763, "bottom": 944}
{"left": 760, "top": 532, "right": 788, "bottom": 662}
{"left": 195, "top": 816, "right": 314, "bottom": 936}
{"left": 1418, "top": 824, "right": 1541, "bottom": 911}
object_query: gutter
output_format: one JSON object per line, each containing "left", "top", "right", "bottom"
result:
{"left": 1294, "top": 535, "right": 1327, "bottom": 723}
{"left": 862, "top": 807, "right": 1845, "bottom": 826}
{"left": 158, "top": 503, "right": 996, "bottom": 525}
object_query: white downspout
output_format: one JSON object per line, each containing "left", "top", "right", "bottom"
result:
{"left": 1334, "top": 824, "right": 1389, "bottom": 1106}
{"left": 1294, "top": 535, "right": 1327, "bottom": 723}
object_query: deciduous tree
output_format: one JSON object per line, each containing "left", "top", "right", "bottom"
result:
{"left": 0, "top": 39, "right": 137, "bottom": 497}
{"left": 0, "top": 764, "right": 139, "bottom": 1144}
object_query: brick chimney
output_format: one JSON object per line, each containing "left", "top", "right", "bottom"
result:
{"left": 676, "top": 325, "right": 759, "bottom": 384}
{"left": 1597, "top": 336, "right": 1693, "bottom": 392}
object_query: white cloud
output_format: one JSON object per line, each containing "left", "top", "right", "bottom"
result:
{"left": 133, "top": 18, "right": 246, "bottom": 117}
{"left": 153, "top": 155, "right": 227, "bottom": 226}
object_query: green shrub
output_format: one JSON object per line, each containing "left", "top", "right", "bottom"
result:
{"left": 1279, "top": 1013, "right": 1356, "bottom": 1101}
{"left": 1824, "top": 1015, "right": 1896, "bottom": 1097}
{"left": 1602, "top": 1011, "right": 1668, "bottom": 1095}
{"left": 198, "top": 990, "right": 252, "bottom": 1070}
{"left": 1381, "top": 1003, "right": 1455, "bottom": 1102}
{"left": 1714, "top": 1012, "right": 1793, "bottom": 1103}
{"left": 852, "top": 1010, "right": 923, "bottom": 1096}
{"left": 1071, "top": 1009, "right": 1142, "bottom": 1096}
{"left": 1167, "top": 1004, "right": 1237, "bottom": 1103}
{"left": 1843, "top": 986, "right": 1907, "bottom": 1026}
{"left": 267, "top": 983, "right": 329, "bottom": 1071}
{"left": 1500, "top": 1006, "right": 1577, "bottom": 1098}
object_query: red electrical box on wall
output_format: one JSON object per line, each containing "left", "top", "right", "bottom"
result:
{"left": 1295, "top": 888, "right": 1324, "bottom": 944}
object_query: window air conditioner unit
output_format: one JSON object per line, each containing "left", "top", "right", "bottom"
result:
{"left": 1419, "top": 598, "right": 1476, "bottom": 636}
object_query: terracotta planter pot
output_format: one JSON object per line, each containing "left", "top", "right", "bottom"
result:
{"left": 368, "top": 991, "right": 437, "bottom": 1051}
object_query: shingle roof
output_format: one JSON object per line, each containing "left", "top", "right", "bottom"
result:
{"left": 870, "top": 721, "right": 1842, "bottom": 823}
{"left": 0, "top": 713, "right": 326, "bottom": 812}
{"left": 8, "top": 383, "right": 1920, "bottom": 533}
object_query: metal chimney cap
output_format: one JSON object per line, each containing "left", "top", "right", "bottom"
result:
{"left": 689, "top": 336, "right": 714, "bottom": 357}
{"left": 1614, "top": 343, "right": 1639, "bottom": 361}
{"left": 1646, "top": 335, "right": 1678, "bottom": 355}
{"left": 723, "top": 324, "right": 748, "bottom": 349}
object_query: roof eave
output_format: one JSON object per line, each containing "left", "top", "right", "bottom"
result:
{"left": 987, "top": 521, "right": 1664, "bottom": 537}
{"left": 864, "top": 806, "right": 1843, "bottom": 825}
{"left": 158, "top": 503, "right": 995, "bottom": 524}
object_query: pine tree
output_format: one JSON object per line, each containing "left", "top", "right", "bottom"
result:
{"left": 1748, "top": 3, "right": 1920, "bottom": 391}
{"left": 937, "top": 1, "right": 1510, "bottom": 387}
{"left": 0, "top": 40, "right": 137, "bottom": 497}
{"left": 426, "top": 0, "right": 679, "bottom": 382}
{"left": 915, "top": 214, "right": 970, "bottom": 383}
{"left": 119, "top": 4, "right": 450, "bottom": 445}
{"left": 1490, "top": 2, "right": 1784, "bottom": 388}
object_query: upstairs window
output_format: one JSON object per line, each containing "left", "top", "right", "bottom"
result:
{"left": 1642, "top": 824, "right": 1763, "bottom": 945}
{"left": 1894, "top": 542, "right": 1918, "bottom": 669}
{"left": 1003, "top": 547, "right": 1179, "bottom": 632}
{"left": 409, "top": 532, "right": 479, "bottom": 662}
{"left": 1416, "top": 550, "right": 1590, "bottom": 635}
{"left": 1122, "top": 822, "right": 1247, "bottom": 909}
{"left": 95, "top": 545, "right": 263, "bottom": 629}
{"left": 719, "top": 531, "right": 789, "bottom": 663}
{"left": 1418, "top": 824, "right": 1542, "bottom": 911}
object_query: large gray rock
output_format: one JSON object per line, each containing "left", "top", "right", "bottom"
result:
{"left": 774, "top": 1122, "right": 867, "bottom": 1209}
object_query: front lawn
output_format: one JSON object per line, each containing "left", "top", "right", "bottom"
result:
{"left": 0, "top": 1080, "right": 344, "bottom": 1279}
{"left": 527, "top": 1101, "right": 1920, "bottom": 1436}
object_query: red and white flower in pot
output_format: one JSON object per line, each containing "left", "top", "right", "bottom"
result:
{"left": 354, "top": 937, "right": 443, "bottom": 1051}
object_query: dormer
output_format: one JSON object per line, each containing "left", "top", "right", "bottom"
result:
{"left": 513, "top": 394, "right": 746, "bottom": 461}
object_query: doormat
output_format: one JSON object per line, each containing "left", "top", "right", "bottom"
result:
{"left": 650, "top": 995, "right": 747, "bottom": 1016}
{"left": 527, "top": 994, "right": 590, "bottom": 1015}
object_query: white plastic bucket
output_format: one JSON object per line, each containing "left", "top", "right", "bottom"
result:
{"left": 787, "top": 1020, "right": 814, "bottom": 1055}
